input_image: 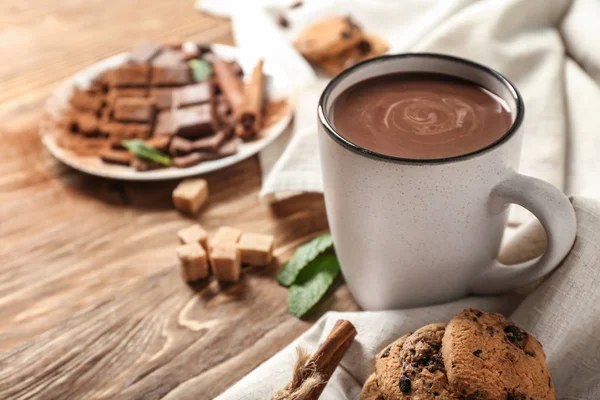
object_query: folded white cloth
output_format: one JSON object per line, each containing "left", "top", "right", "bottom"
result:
{"left": 198, "top": 0, "right": 600, "bottom": 224}
{"left": 216, "top": 196, "right": 600, "bottom": 399}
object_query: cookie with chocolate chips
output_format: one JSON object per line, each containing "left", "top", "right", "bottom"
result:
{"left": 442, "top": 309, "right": 556, "bottom": 400}
{"left": 360, "top": 373, "right": 384, "bottom": 400}
{"left": 293, "top": 16, "right": 364, "bottom": 61}
{"left": 375, "top": 324, "right": 458, "bottom": 399}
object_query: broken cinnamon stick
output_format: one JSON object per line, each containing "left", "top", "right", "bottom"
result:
{"left": 235, "top": 59, "right": 264, "bottom": 140}
{"left": 212, "top": 58, "right": 244, "bottom": 113}
{"left": 273, "top": 319, "right": 357, "bottom": 400}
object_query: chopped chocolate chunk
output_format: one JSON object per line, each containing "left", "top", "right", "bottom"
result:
{"left": 128, "top": 42, "right": 162, "bottom": 64}
{"left": 169, "top": 136, "right": 193, "bottom": 156}
{"left": 475, "top": 311, "right": 483, "bottom": 317}
{"left": 191, "top": 130, "right": 226, "bottom": 152}
{"left": 173, "top": 104, "right": 215, "bottom": 138}
{"left": 152, "top": 48, "right": 185, "bottom": 66}
{"left": 131, "top": 157, "right": 163, "bottom": 171}
{"left": 107, "top": 64, "right": 150, "bottom": 87}
{"left": 144, "top": 135, "right": 171, "bottom": 152}
{"left": 113, "top": 97, "right": 156, "bottom": 122}
{"left": 100, "top": 121, "right": 151, "bottom": 139}
{"left": 151, "top": 64, "right": 192, "bottom": 86}
{"left": 154, "top": 111, "right": 177, "bottom": 136}
{"left": 525, "top": 350, "right": 535, "bottom": 357}
{"left": 473, "top": 349, "right": 482, "bottom": 357}
{"left": 75, "top": 113, "right": 99, "bottom": 135}
{"left": 398, "top": 376, "right": 411, "bottom": 393}
{"left": 172, "top": 152, "right": 217, "bottom": 168}
{"left": 106, "top": 88, "right": 149, "bottom": 106}
{"left": 277, "top": 14, "right": 289, "bottom": 28}
{"left": 149, "top": 88, "right": 175, "bottom": 110}
{"left": 71, "top": 89, "right": 105, "bottom": 113}
{"left": 172, "top": 82, "right": 213, "bottom": 108}
{"left": 341, "top": 30, "right": 352, "bottom": 39}
{"left": 99, "top": 148, "right": 133, "bottom": 165}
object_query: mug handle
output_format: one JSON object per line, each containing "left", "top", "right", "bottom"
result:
{"left": 470, "top": 173, "right": 576, "bottom": 294}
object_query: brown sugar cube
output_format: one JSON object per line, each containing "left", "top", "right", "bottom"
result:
{"left": 211, "top": 226, "right": 242, "bottom": 249}
{"left": 210, "top": 245, "right": 241, "bottom": 283}
{"left": 177, "top": 243, "right": 210, "bottom": 282}
{"left": 177, "top": 224, "right": 209, "bottom": 249}
{"left": 113, "top": 97, "right": 156, "bottom": 122}
{"left": 237, "top": 232, "right": 275, "bottom": 266}
{"left": 172, "top": 178, "right": 208, "bottom": 214}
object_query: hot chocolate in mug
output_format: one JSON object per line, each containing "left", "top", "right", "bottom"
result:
{"left": 317, "top": 53, "right": 576, "bottom": 310}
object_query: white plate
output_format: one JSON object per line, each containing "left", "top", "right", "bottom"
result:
{"left": 41, "top": 44, "right": 293, "bottom": 181}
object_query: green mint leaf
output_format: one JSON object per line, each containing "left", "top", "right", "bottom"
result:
{"left": 277, "top": 233, "right": 333, "bottom": 286}
{"left": 287, "top": 253, "right": 340, "bottom": 318}
{"left": 122, "top": 139, "right": 172, "bottom": 166}
{"left": 189, "top": 59, "right": 213, "bottom": 82}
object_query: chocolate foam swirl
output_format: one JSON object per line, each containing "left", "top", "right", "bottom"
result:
{"left": 332, "top": 73, "right": 512, "bottom": 159}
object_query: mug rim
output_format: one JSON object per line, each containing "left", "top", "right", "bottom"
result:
{"left": 317, "top": 53, "right": 525, "bottom": 165}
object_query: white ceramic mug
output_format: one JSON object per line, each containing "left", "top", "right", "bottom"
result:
{"left": 317, "top": 53, "right": 577, "bottom": 310}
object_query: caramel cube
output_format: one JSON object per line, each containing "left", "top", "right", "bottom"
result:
{"left": 172, "top": 178, "right": 208, "bottom": 214}
{"left": 211, "top": 226, "right": 242, "bottom": 249}
{"left": 177, "top": 243, "right": 210, "bottom": 282}
{"left": 178, "top": 224, "right": 208, "bottom": 249}
{"left": 210, "top": 245, "right": 241, "bottom": 283}
{"left": 237, "top": 232, "right": 274, "bottom": 266}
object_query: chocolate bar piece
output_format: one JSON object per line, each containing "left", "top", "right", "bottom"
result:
{"left": 149, "top": 88, "right": 175, "bottom": 109}
{"left": 100, "top": 121, "right": 151, "bottom": 139}
{"left": 113, "top": 97, "right": 156, "bottom": 122}
{"left": 151, "top": 64, "right": 191, "bottom": 86}
{"left": 151, "top": 49, "right": 191, "bottom": 86}
{"left": 71, "top": 89, "right": 104, "bottom": 113}
{"left": 99, "top": 148, "right": 133, "bottom": 165}
{"left": 173, "top": 104, "right": 215, "bottom": 138}
{"left": 169, "top": 136, "right": 193, "bottom": 156}
{"left": 107, "top": 64, "right": 150, "bottom": 87}
{"left": 154, "top": 111, "right": 176, "bottom": 136}
{"left": 131, "top": 157, "right": 163, "bottom": 171}
{"left": 191, "top": 130, "right": 226, "bottom": 152}
{"left": 74, "top": 113, "right": 99, "bottom": 135}
{"left": 172, "top": 152, "right": 218, "bottom": 168}
{"left": 106, "top": 88, "right": 148, "bottom": 106}
{"left": 128, "top": 42, "right": 162, "bottom": 64}
{"left": 172, "top": 82, "right": 212, "bottom": 108}
{"left": 144, "top": 136, "right": 171, "bottom": 152}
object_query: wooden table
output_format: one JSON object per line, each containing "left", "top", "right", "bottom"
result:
{"left": 0, "top": 1, "right": 359, "bottom": 398}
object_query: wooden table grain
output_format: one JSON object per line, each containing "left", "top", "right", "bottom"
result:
{"left": 0, "top": 1, "right": 359, "bottom": 398}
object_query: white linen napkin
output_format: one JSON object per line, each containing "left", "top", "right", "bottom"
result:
{"left": 215, "top": 196, "right": 600, "bottom": 399}
{"left": 198, "top": 0, "right": 600, "bottom": 223}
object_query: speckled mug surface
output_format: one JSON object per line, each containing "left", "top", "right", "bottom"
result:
{"left": 317, "top": 54, "right": 577, "bottom": 310}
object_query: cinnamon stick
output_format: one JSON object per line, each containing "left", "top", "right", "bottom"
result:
{"left": 279, "top": 319, "right": 357, "bottom": 400}
{"left": 212, "top": 58, "right": 244, "bottom": 113}
{"left": 235, "top": 59, "right": 264, "bottom": 140}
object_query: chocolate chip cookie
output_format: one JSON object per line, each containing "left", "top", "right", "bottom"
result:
{"left": 375, "top": 324, "right": 458, "bottom": 399}
{"left": 442, "top": 309, "right": 556, "bottom": 400}
{"left": 360, "top": 373, "right": 384, "bottom": 400}
{"left": 293, "top": 16, "right": 363, "bottom": 61}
